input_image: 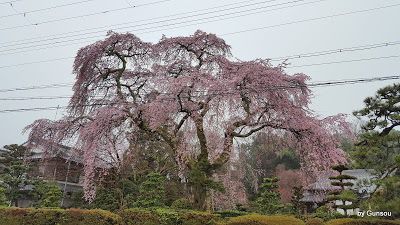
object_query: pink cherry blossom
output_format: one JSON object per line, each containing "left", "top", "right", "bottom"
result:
{"left": 24, "top": 30, "right": 352, "bottom": 203}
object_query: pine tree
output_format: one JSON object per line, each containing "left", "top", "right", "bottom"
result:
{"left": 0, "top": 187, "right": 7, "bottom": 206}
{"left": 0, "top": 144, "right": 33, "bottom": 207}
{"left": 134, "top": 172, "right": 166, "bottom": 208}
{"left": 291, "top": 185, "right": 304, "bottom": 215}
{"left": 34, "top": 181, "right": 62, "bottom": 207}
{"left": 327, "top": 165, "right": 357, "bottom": 216}
{"left": 255, "top": 177, "right": 284, "bottom": 214}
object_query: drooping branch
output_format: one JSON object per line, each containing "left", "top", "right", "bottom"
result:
{"left": 25, "top": 30, "right": 352, "bottom": 203}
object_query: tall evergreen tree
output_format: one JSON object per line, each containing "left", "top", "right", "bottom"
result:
{"left": 255, "top": 177, "right": 284, "bottom": 214}
{"left": 34, "top": 181, "right": 62, "bottom": 208}
{"left": 291, "top": 185, "right": 304, "bottom": 215}
{"left": 134, "top": 172, "right": 166, "bottom": 208}
{"left": 354, "top": 83, "right": 400, "bottom": 136}
{"left": 0, "top": 187, "right": 7, "bottom": 206}
{"left": 0, "top": 144, "right": 33, "bottom": 207}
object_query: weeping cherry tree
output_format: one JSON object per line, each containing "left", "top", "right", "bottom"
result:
{"left": 25, "top": 30, "right": 352, "bottom": 209}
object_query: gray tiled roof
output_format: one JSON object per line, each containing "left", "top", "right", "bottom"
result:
{"left": 301, "top": 169, "right": 377, "bottom": 203}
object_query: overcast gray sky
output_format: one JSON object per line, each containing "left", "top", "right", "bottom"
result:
{"left": 0, "top": 0, "right": 399, "bottom": 147}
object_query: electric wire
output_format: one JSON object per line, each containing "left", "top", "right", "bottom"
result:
{"left": 0, "top": 83, "right": 72, "bottom": 93}
{"left": 287, "top": 55, "right": 400, "bottom": 68}
{"left": 0, "top": 0, "right": 322, "bottom": 53}
{"left": 0, "top": 0, "right": 22, "bottom": 6}
{"left": 1, "top": 40, "right": 399, "bottom": 69}
{"left": 1, "top": 1, "right": 398, "bottom": 56}
{"left": 0, "top": 75, "right": 398, "bottom": 104}
{"left": 0, "top": 0, "right": 97, "bottom": 19}
{"left": 0, "top": 0, "right": 397, "bottom": 58}
{"left": 0, "top": 0, "right": 175, "bottom": 31}
{"left": 0, "top": 0, "right": 275, "bottom": 47}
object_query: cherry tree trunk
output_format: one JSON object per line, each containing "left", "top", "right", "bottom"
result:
{"left": 189, "top": 153, "right": 216, "bottom": 210}
{"left": 193, "top": 182, "right": 208, "bottom": 210}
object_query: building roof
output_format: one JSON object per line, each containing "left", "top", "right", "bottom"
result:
{"left": 26, "top": 140, "right": 112, "bottom": 169}
{"left": 305, "top": 169, "right": 377, "bottom": 191}
{"left": 300, "top": 169, "right": 378, "bottom": 203}
{"left": 29, "top": 148, "right": 83, "bottom": 165}
{"left": 301, "top": 191, "right": 326, "bottom": 203}
{"left": 27, "top": 140, "right": 88, "bottom": 165}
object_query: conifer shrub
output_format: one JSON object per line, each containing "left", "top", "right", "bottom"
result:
{"left": 328, "top": 165, "right": 357, "bottom": 216}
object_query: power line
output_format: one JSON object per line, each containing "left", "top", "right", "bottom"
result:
{"left": 0, "top": 0, "right": 174, "bottom": 31}
{"left": 1, "top": 40, "right": 399, "bottom": 69}
{"left": 0, "top": 0, "right": 319, "bottom": 53}
{"left": 7, "top": 1, "right": 35, "bottom": 27}
{"left": 0, "top": 75, "right": 399, "bottom": 103}
{"left": 269, "top": 41, "right": 400, "bottom": 61}
{"left": 0, "top": 56, "right": 74, "bottom": 69}
{"left": 0, "top": 83, "right": 72, "bottom": 93}
{"left": 0, "top": 0, "right": 263, "bottom": 46}
{"left": 0, "top": 0, "right": 97, "bottom": 19}
{"left": 1, "top": 1, "right": 398, "bottom": 56}
{"left": 287, "top": 55, "right": 400, "bottom": 68}
{"left": 1, "top": 51, "right": 399, "bottom": 72}
{"left": 0, "top": 0, "right": 22, "bottom": 6}
{"left": 307, "top": 75, "right": 400, "bottom": 87}
{"left": 221, "top": 3, "right": 400, "bottom": 36}
{"left": 0, "top": 106, "right": 73, "bottom": 113}
{"left": 0, "top": 96, "right": 71, "bottom": 100}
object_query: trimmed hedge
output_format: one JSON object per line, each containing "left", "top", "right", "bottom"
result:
{"left": 215, "top": 210, "right": 248, "bottom": 218}
{"left": 225, "top": 214, "right": 305, "bottom": 225}
{"left": 120, "top": 208, "right": 219, "bottom": 225}
{"left": 325, "top": 218, "right": 400, "bottom": 225}
{"left": 0, "top": 207, "right": 123, "bottom": 225}
{"left": 305, "top": 217, "right": 324, "bottom": 225}
{"left": 4, "top": 207, "right": 398, "bottom": 225}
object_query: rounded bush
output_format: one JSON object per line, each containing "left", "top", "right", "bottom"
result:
{"left": 119, "top": 208, "right": 159, "bottom": 225}
{"left": 171, "top": 198, "right": 193, "bottom": 210}
{"left": 120, "top": 208, "right": 219, "bottom": 225}
{"left": 226, "top": 214, "right": 305, "bottom": 225}
{"left": 325, "top": 218, "right": 400, "bottom": 225}
{"left": 0, "top": 207, "right": 123, "bottom": 225}
{"left": 215, "top": 210, "right": 248, "bottom": 218}
{"left": 305, "top": 217, "right": 324, "bottom": 225}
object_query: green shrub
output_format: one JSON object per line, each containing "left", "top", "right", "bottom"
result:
{"left": 120, "top": 208, "right": 219, "bottom": 225}
{"left": 65, "top": 208, "right": 122, "bottom": 225}
{"left": 315, "top": 205, "right": 342, "bottom": 221}
{"left": 179, "top": 209, "right": 219, "bottom": 225}
{"left": 0, "top": 207, "right": 27, "bottom": 225}
{"left": 89, "top": 188, "right": 120, "bottom": 211}
{"left": 134, "top": 172, "right": 166, "bottom": 208}
{"left": 171, "top": 198, "right": 193, "bottom": 210}
{"left": 225, "top": 214, "right": 305, "bottom": 225}
{"left": 255, "top": 177, "right": 284, "bottom": 214}
{"left": 305, "top": 217, "right": 324, "bottom": 225}
{"left": 216, "top": 210, "right": 248, "bottom": 218}
{"left": 33, "top": 181, "right": 63, "bottom": 207}
{"left": 325, "top": 218, "right": 400, "bottom": 225}
{"left": 119, "top": 208, "right": 159, "bottom": 225}
{"left": 0, "top": 207, "right": 123, "bottom": 225}
{"left": 0, "top": 187, "right": 8, "bottom": 206}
